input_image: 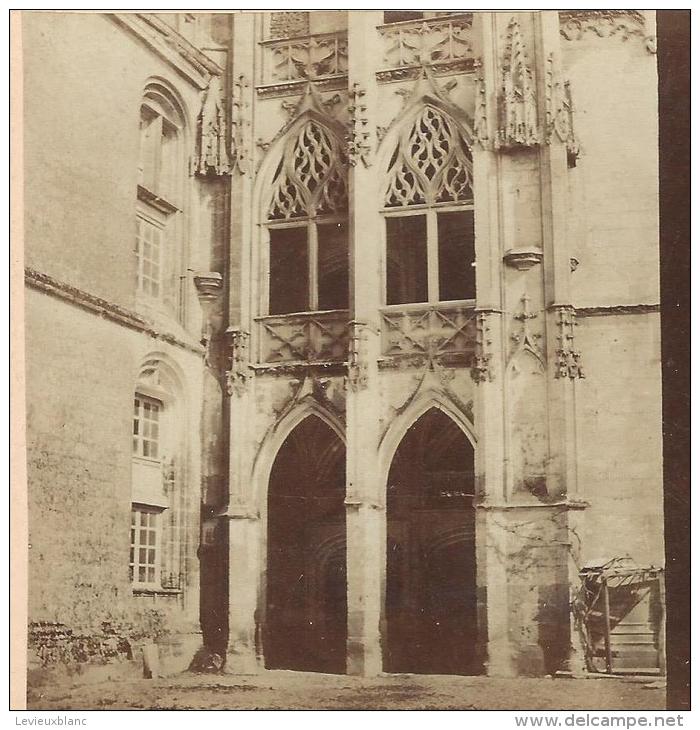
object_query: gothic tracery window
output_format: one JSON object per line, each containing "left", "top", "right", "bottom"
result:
{"left": 384, "top": 106, "right": 475, "bottom": 306}
{"left": 267, "top": 120, "right": 349, "bottom": 314}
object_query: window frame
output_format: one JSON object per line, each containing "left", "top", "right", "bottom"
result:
{"left": 381, "top": 199, "right": 476, "bottom": 308}
{"left": 133, "top": 393, "right": 163, "bottom": 463}
{"left": 129, "top": 504, "right": 163, "bottom": 589}
{"left": 134, "top": 207, "right": 167, "bottom": 301}
{"left": 138, "top": 99, "right": 183, "bottom": 206}
{"left": 265, "top": 213, "right": 348, "bottom": 316}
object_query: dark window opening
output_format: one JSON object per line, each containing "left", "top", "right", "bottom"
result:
{"left": 384, "top": 11, "right": 425, "bottom": 24}
{"left": 318, "top": 221, "right": 349, "bottom": 311}
{"left": 438, "top": 210, "right": 475, "bottom": 301}
{"left": 269, "top": 227, "right": 309, "bottom": 315}
{"left": 386, "top": 215, "right": 428, "bottom": 305}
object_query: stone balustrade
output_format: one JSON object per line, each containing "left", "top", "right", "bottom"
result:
{"left": 260, "top": 31, "right": 349, "bottom": 85}
{"left": 256, "top": 309, "right": 349, "bottom": 365}
{"left": 379, "top": 302, "right": 477, "bottom": 365}
{"left": 376, "top": 13, "right": 474, "bottom": 79}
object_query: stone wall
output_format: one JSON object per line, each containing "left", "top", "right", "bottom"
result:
{"left": 22, "top": 11, "right": 220, "bottom": 680}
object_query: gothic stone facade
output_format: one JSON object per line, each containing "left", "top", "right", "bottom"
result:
{"left": 23, "top": 11, "right": 663, "bottom": 680}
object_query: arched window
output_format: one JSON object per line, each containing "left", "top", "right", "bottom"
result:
{"left": 130, "top": 359, "right": 185, "bottom": 592}
{"left": 135, "top": 84, "right": 185, "bottom": 307}
{"left": 383, "top": 106, "right": 475, "bottom": 306}
{"left": 266, "top": 120, "right": 348, "bottom": 315}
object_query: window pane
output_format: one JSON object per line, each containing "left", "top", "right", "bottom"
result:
{"left": 438, "top": 210, "right": 476, "bottom": 301}
{"left": 139, "top": 107, "right": 159, "bottom": 191}
{"left": 386, "top": 215, "right": 428, "bottom": 305}
{"left": 317, "top": 221, "right": 348, "bottom": 310}
{"left": 384, "top": 11, "right": 424, "bottom": 23}
{"left": 269, "top": 227, "right": 309, "bottom": 314}
{"left": 160, "top": 120, "right": 179, "bottom": 202}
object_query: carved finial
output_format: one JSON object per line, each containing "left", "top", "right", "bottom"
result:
{"left": 554, "top": 306, "right": 584, "bottom": 379}
{"left": 231, "top": 75, "right": 250, "bottom": 174}
{"left": 544, "top": 53, "right": 580, "bottom": 166}
{"left": 347, "top": 82, "right": 371, "bottom": 167}
{"left": 195, "top": 75, "right": 231, "bottom": 176}
{"left": 496, "top": 18, "right": 540, "bottom": 150}
{"left": 473, "top": 58, "right": 490, "bottom": 149}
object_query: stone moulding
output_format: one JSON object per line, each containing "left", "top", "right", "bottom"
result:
{"left": 24, "top": 268, "right": 205, "bottom": 356}
{"left": 193, "top": 271, "right": 223, "bottom": 302}
{"left": 476, "top": 498, "right": 589, "bottom": 511}
{"left": 503, "top": 246, "right": 544, "bottom": 271}
{"left": 575, "top": 303, "right": 660, "bottom": 318}
{"left": 375, "top": 58, "right": 476, "bottom": 84}
{"left": 110, "top": 14, "right": 222, "bottom": 90}
{"left": 558, "top": 9, "right": 656, "bottom": 53}
{"left": 256, "top": 75, "right": 348, "bottom": 100}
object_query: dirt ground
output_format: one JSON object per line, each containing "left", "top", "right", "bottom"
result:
{"left": 27, "top": 671, "right": 666, "bottom": 711}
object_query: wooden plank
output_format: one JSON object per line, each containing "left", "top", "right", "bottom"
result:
{"left": 602, "top": 577, "right": 613, "bottom": 673}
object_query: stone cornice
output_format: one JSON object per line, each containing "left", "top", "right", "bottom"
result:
{"left": 575, "top": 303, "right": 660, "bottom": 318}
{"left": 110, "top": 13, "right": 223, "bottom": 90}
{"left": 25, "top": 268, "right": 205, "bottom": 356}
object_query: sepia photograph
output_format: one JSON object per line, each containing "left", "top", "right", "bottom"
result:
{"left": 10, "top": 6, "right": 691, "bottom": 716}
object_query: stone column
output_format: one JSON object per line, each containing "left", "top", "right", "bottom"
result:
{"left": 471, "top": 11, "right": 515, "bottom": 677}
{"left": 534, "top": 10, "right": 587, "bottom": 674}
{"left": 223, "top": 11, "right": 261, "bottom": 675}
{"left": 344, "top": 9, "right": 385, "bottom": 677}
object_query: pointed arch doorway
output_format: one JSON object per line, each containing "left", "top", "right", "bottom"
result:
{"left": 265, "top": 414, "right": 347, "bottom": 674}
{"left": 385, "top": 407, "right": 478, "bottom": 675}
